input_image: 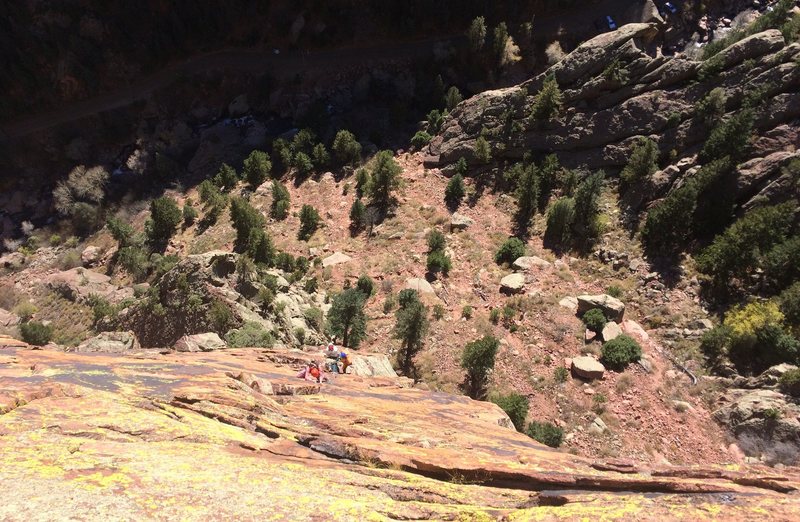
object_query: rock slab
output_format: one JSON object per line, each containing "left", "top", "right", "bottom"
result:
{"left": 76, "top": 331, "right": 140, "bottom": 353}
{"left": 500, "top": 273, "right": 525, "bottom": 294}
{"left": 322, "top": 252, "right": 352, "bottom": 268}
{"left": 571, "top": 356, "right": 606, "bottom": 380}
{"left": 175, "top": 332, "right": 227, "bottom": 352}
{"left": 513, "top": 256, "right": 551, "bottom": 271}
{"left": 577, "top": 294, "right": 625, "bottom": 321}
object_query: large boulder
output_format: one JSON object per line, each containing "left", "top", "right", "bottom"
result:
{"left": 47, "top": 268, "right": 133, "bottom": 304}
{"left": 175, "top": 333, "right": 227, "bottom": 352}
{"left": 577, "top": 294, "right": 625, "bottom": 321}
{"left": 512, "top": 256, "right": 551, "bottom": 271}
{"left": 500, "top": 273, "right": 525, "bottom": 294}
{"left": 322, "top": 252, "right": 352, "bottom": 268}
{"left": 559, "top": 296, "right": 579, "bottom": 311}
{"left": 80, "top": 246, "right": 102, "bottom": 267}
{"left": 601, "top": 321, "right": 623, "bottom": 342}
{"left": 0, "top": 308, "right": 20, "bottom": 328}
{"left": 405, "top": 278, "right": 435, "bottom": 295}
{"left": 449, "top": 212, "right": 474, "bottom": 231}
{"left": 571, "top": 356, "right": 606, "bottom": 380}
{"left": 75, "top": 331, "right": 140, "bottom": 353}
{"left": 348, "top": 355, "right": 399, "bottom": 377}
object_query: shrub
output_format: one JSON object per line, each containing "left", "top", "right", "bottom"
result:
{"left": 355, "top": 168, "right": 371, "bottom": 198}
{"left": 394, "top": 290, "right": 429, "bottom": 376}
{"left": 427, "top": 109, "right": 445, "bottom": 134}
{"left": 445, "top": 174, "right": 465, "bottom": 209}
{"left": 427, "top": 230, "right": 446, "bottom": 253}
{"left": 553, "top": 366, "right": 568, "bottom": 383}
{"left": 270, "top": 181, "right": 290, "bottom": 220}
{"left": 13, "top": 301, "right": 37, "bottom": 322}
{"left": 225, "top": 321, "right": 274, "bottom": 348}
{"left": 183, "top": 203, "right": 198, "bottom": 226}
{"left": 57, "top": 249, "right": 82, "bottom": 270}
{"left": 700, "top": 325, "right": 733, "bottom": 363}
{"left": 514, "top": 163, "right": 539, "bottom": 232}
{"left": 526, "top": 421, "right": 563, "bottom": 448}
{"left": 606, "top": 285, "right": 623, "bottom": 298}
{"left": 494, "top": 237, "right": 525, "bottom": 265}
{"left": 537, "top": 154, "right": 560, "bottom": 212}
{"left": 20, "top": 321, "right": 52, "bottom": 346}
{"left": 349, "top": 198, "right": 366, "bottom": 232}
{"left": 696, "top": 88, "right": 727, "bottom": 124}
{"left": 304, "top": 307, "right": 324, "bottom": 332}
{"left": 779, "top": 369, "right": 800, "bottom": 397}
{"left": 461, "top": 305, "right": 473, "bottom": 319}
{"left": 467, "top": 16, "right": 487, "bottom": 52}
{"left": 530, "top": 75, "right": 563, "bottom": 121}
{"left": 303, "top": 277, "right": 319, "bottom": 294}
{"left": 700, "top": 109, "right": 754, "bottom": 162}
{"left": 367, "top": 150, "right": 402, "bottom": 211}
{"left": 311, "top": 143, "right": 330, "bottom": 170}
{"left": 53, "top": 164, "right": 109, "bottom": 217}
{"left": 489, "top": 308, "right": 500, "bottom": 324}
{"left": 117, "top": 245, "right": 150, "bottom": 281}
{"left": 432, "top": 304, "right": 445, "bottom": 320}
{"left": 410, "top": 131, "right": 432, "bottom": 149}
{"left": 243, "top": 150, "right": 272, "bottom": 189}
{"left": 214, "top": 163, "right": 239, "bottom": 192}
{"left": 780, "top": 282, "right": 800, "bottom": 333}
{"left": 544, "top": 197, "right": 575, "bottom": 249}
{"left": 298, "top": 205, "right": 320, "bottom": 241}
{"left": 356, "top": 274, "right": 374, "bottom": 297}
{"left": 601, "top": 334, "right": 642, "bottom": 370}
{"left": 328, "top": 288, "right": 367, "bottom": 348}
{"left": 445, "top": 86, "right": 462, "bottom": 111}
{"left": 474, "top": 136, "right": 491, "bottom": 164}
{"left": 147, "top": 197, "right": 182, "bottom": 248}
{"left": 383, "top": 295, "right": 396, "bottom": 314}
{"left": 107, "top": 216, "right": 134, "bottom": 248}
{"left": 332, "top": 130, "right": 362, "bottom": 166}
{"left": 461, "top": 335, "right": 499, "bottom": 399}
{"left": 764, "top": 236, "right": 800, "bottom": 290}
{"left": 247, "top": 229, "right": 275, "bottom": 265}
{"left": 642, "top": 183, "right": 699, "bottom": 255}
{"left": 229, "top": 197, "right": 265, "bottom": 248}
{"left": 274, "top": 252, "right": 295, "bottom": 272}
{"left": 582, "top": 308, "right": 607, "bottom": 333}
{"left": 207, "top": 301, "right": 235, "bottom": 333}
{"left": 571, "top": 171, "right": 604, "bottom": 246}
{"left": 492, "top": 393, "right": 529, "bottom": 431}
{"left": 293, "top": 327, "right": 306, "bottom": 345}
{"left": 620, "top": 138, "right": 658, "bottom": 185}
{"left": 426, "top": 251, "right": 452, "bottom": 276}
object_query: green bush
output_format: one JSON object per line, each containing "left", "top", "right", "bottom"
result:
{"left": 410, "top": 131, "right": 432, "bottom": 149}
{"left": 349, "top": 198, "right": 366, "bottom": 232}
{"left": 780, "top": 282, "right": 800, "bottom": 333}
{"left": 461, "top": 305, "right": 473, "bottom": 319}
{"left": 620, "top": 138, "right": 658, "bottom": 185}
{"left": 696, "top": 88, "right": 727, "bottom": 124}
{"left": 270, "top": 181, "right": 291, "bottom": 220}
{"left": 526, "top": 421, "right": 563, "bottom": 448}
{"left": 601, "top": 334, "right": 642, "bottom": 370}
{"left": 461, "top": 335, "right": 499, "bottom": 399}
{"left": 779, "top": 368, "right": 800, "bottom": 397}
{"left": 764, "top": 236, "right": 800, "bottom": 290}
{"left": 207, "top": 301, "right": 235, "bottom": 333}
{"left": 311, "top": 143, "right": 330, "bottom": 170}
{"left": 445, "top": 174, "right": 465, "bottom": 209}
{"left": 467, "top": 16, "right": 487, "bottom": 52}
{"left": 700, "top": 325, "right": 732, "bottom": 364}
{"left": 445, "top": 86, "right": 462, "bottom": 111}
{"left": 332, "top": 130, "right": 362, "bottom": 166}
{"left": 20, "top": 321, "right": 52, "bottom": 346}
{"left": 544, "top": 197, "right": 575, "bottom": 249}
{"left": 328, "top": 288, "right": 368, "bottom": 348}
{"left": 700, "top": 109, "right": 754, "bottom": 163}
{"left": 356, "top": 274, "right": 374, "bottom": 297}
{"left": 432, "top": 304, "right": 445, "bottom": 320}
{"left": 355, "top": 168, "right": 371, "bottom": 198}
{"left": 494, "top": 237, "right": 525, "bottom": 265}
{"left": 530, "top": 75, "right": 563, "bottom": 121}
{"left": 571, "top": 170, "right": 604, "bottom": 246}
{"left": 107, "top": 216, "right": 135, "bottom": 248}
{"left": 183, "top": 203, "right": 198, "bottom": 226}
{"left": 553, "top": 366, "right": 568, "bottom": 383}
{"left": 426, "top": 250, "right": 452, "bottom": 276}
{"left": 514, "top": 163, "right": 539, "bottom": 232}
{"left": 367, "top": 150, "right": 402, "bottom": 211}
{"left": 489, "top": 308, "right": 500, "bottom": 324}
{"left": 427, "top": 109, "right": 445, "bottom": 133}
{"left": 247, "top": 229, "right": 275, "bottom": 265}
{"left": 147, "top": 197, "right": 182, "bottom": 248}
{"left": 293, "top": 152, "right": 313, "bottom": 176}
{"left": 474, "top": 136, "right": 491, "bottom": 164}
{"left": 243, "top": 150, "right": 271, "bottom": 189}
{"left": 582, "top": 308, "right": 607, "bottom": 333}
{"left": 274, "top": 252, "right": 295, "bottom": 272}
{"left": 230, "top": 197, "right": 265, "bottom": 248}
{"left": 225, "top": 321, "right": 274, "bottom": 348}
{"left": 642, "top": 183, "right": 699, "bottom": 255}
{"left": 492, "top": 393, "right": 529, "bottom": 432}
{"left": 214, "top": 163, "right": 239, "bottom": 192}
{"left": 606, "top": 285, "right": 623, "bottom": 298}
{"left": 13, "top": 301, "right": 37, "bottom": 322}
{"left": 394, "top": 290, "right": 429, "bottom": 376}
{"left": 298, "top": 205, "right": 320, "bottom": 241}
{"left": 117, "top": 245, "right": 150, "bottom": 281}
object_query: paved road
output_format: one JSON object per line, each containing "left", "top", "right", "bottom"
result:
{"left": 0, "top": 0, "right": 642, "bottom": 141}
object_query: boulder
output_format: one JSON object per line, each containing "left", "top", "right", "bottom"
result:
{"left": 175, "top": 333, "right": 227, "bottom": 352}
{"left": 601, "top": 321, "right": 623, "bottom": 342}
{"left": 588, "top": 416, "right": 608, "bottom": 435}
{"left": 571, "top": 357, "right": 605, "bottom": 380}
{"left": 47, "top": 268, "right": 133, "bottom": 304}
{"left": 621, "top": 320, "right": 649, "bottom": 342}
{"left": 577, "top": 294, "right": 625, "bottom": 321}
{"left": 75, "top": 331, "right": 140, "bottom": 353}
{"left": 585, "top": 329, "right": 597, "bottom": 343}
{"left": 500, "top": 273, "right": 525, "bottom": 294}
{"left": 227, "top": 371, "right": 274, "bottom": 395}
{"left": 559, "top": 296, "right": 579, "bottom": 311}
{"left": 449, "top": 212, "right": 474, "bottom": 231}
{"left": 512, "top": 256, "right": 551, "bottom": 271}
{"left": 405, "top": 278, "right": 436, "bottom": 295}
{"left": 80, "top": 246, "right": 102, "bottom": 267}
{"left": 0, "top": 308, "right": 20, "bottom": 328}
{"left": 348, "top": 355, "right": 399, "bottom": 377}
{"left": 322, "top": 252, "right": 352, "bottom": 268}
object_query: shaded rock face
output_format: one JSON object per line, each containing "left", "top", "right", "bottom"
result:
{"left": 116, "top": 251, "right": 325, "bottom": 349}
{"left": 714, "top": 389, "right": 800, "bottom": 465}
{"left": 1, "top": 346, "right": 799, "bottom": 519}
{"left": 75, "top": 331, "right": 140, "bottom": 353}
{"left": 426, "top": 24, "right": 800, "bottom": 212}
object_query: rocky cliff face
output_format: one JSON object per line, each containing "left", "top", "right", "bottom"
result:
{"left": 2, "top": 345, "right": 800, "bottom": 519}
{"left": 426, "top": 23, "right": 800, "bottom": 211}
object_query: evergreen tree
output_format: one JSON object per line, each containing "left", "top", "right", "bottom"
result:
{"left": 327, "top": 288, "right": 367, "bottom": 348}
{"left": 394, "top": 290, "right": 429, "bottom": 376}
{"left": 229, "top": 197, "right": 265, "bottom": 248}
{"left": 243, "top": 150, "right": 271, "bottom": 189}
{"left": 214, "top": 163, "right": 238, "bottom": 192}
{"left": 270, "top": 180, "right": 290, "bottom": 220}
{"left": 445, "top": 173, "right": 465, "bottom": 209}
{"left": 620, "top": 138, "right": 658, "bottom": 185}
{"left": 349, "top": 198, "right": 366, "bottom": 233}
{"left": 461, "top": 335, "right": 499, "bottom": 399}
{"left": 467, "top": 16, "right": 487, "bottom": 53}
{"left": 147, "top": 197, "right": 182, "bottom": 249}
{"left": 530, "top": 75, "right": 563, "bottom": 121}
{"left": 515, "top": 164, "right": 539, "bottom": 233}
{"left": 332, "top": 130, "right": 362, "bottom": 166}
{"left": 298, "top": 204, "right": 320, "bottom": 241}
{"left": 367, "top": 150, "right": 402, "bottom": 212}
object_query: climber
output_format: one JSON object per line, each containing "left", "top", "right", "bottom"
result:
{"left": 323, "top": 337, "right": 339, "bottom": 371}
{"left": 296, "top": 361, "right": 326, "bottom": 383}
{"left": 339, "top": 351, "right": 352, "bottom": 374}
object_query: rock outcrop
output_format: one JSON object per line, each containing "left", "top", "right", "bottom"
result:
{"left": 513, "top": 255, "right": 551, "bottom": 271}
{"left": 1, "top": 345, "right": 799, "bottom": 519}
{"left": 75, "top": 331, "right": 140, "bottom": 353}
{"left": 572, "top": 356, "right": 606, "bottom": 380}
{"left": 174, "top": 332, "right": 226, "bottom": 352}
{"left": 577, "top": 294, "right": 626, "bottom": 321}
